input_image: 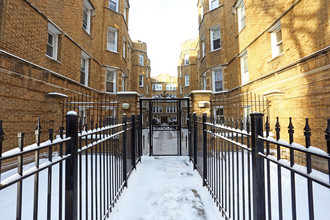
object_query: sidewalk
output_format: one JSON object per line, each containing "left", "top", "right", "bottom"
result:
{"left": 108, "top": 156, "right": 223, "bottom": 220}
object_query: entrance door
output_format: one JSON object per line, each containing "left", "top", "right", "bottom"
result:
{"left": 140, "top": 97, "right": 190, "bottom": 156}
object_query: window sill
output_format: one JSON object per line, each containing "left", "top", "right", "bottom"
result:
{"left": 46, "top": 55, "right": 62, "bottom": 64}
{"left": 106, "top": 49, "right": 119, "bottom": 54}
{"left": 210, "top": 48, "right": 221, "bottom": 53}
{"left": 267, "top": 52, "right": 284, "bottom": 63}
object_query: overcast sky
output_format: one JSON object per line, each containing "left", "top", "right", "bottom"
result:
{"left": 129, "top": 0, "right": 198, "bottom": 77}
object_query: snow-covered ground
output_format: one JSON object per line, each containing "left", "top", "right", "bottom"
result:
{"left": 108, "top": 156, "right": 223, "bottom": 220}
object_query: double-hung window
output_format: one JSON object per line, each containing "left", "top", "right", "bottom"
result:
{"left": 185, "top": 74, "right": 190, "bottom": 87}
{"left": 240, "top": 50, "right": 249, "bottom": 85}
{"left": 201, "top": 35, "right": 205, "bottom": 57}
{"left": 106, "top": 69, "right": 116, "bottom": 93}
{"left": 122, "top": 73, "right": 126, "bottom": 91}
{"left": 139, "top": 74, "right": 144, "bottom": 87}
{"left": 202, "top": 74, "right": 207, "bottom": 90}
{"left": 83, "top": 0, "right": 93, "bottom": 34}
{"left": 184, "top": 53, "right": 189, "bottom": 65}
{"left": 46, "top": 23, "right": 60, "bottom": 60}
{"left": 80, "top": 51, "right": 90, "bottom": 86}
{"left": 123, "top": 37, "right": 126, "bottom": 58}
{"left": 212, "top": 68, "right": 223, "bottom": 92}
{"left": 124, "top": 0, "right": 128, "bottom": 21}
{"left": 236, "top": 0, "right": 246, "bottom": 32}
{"left": 270, "top": 22, "right": 283, "bottom": 57}
{"left": 109, "top": 0, "right": 118, "bottom": 12}
{"left": 210, "top": 0, "right": 219, "bottom": 10}
{"left": 210, "top": 26, "right": 221, "bottom": 51}
{"left": 139, "top": 54, "right": 144, "bottom": 66}
{"left": 107, "top": 27, "right": 118, "bottom": 52}
{"left": 214, "top": 106, "right": 224, "bottom": 124}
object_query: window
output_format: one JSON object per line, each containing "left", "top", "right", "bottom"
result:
{"left": 123, "top": 37, "right": 126, "bottom": 58}
{"left": 185, "top": 74, "right": 189, "bottom": 87}
{"left": 236, "top": 0, "right": 246, "bottom": 32}
{"left": 46, "top": 23, "right": 60, "bottom": 59}
{"left": 79, "top": 107, "right": 87, "bottom": 125}
{"left": 122, "top": 73, "right": 126, "bottom": 91}
{"left": 184, "top": 53, "right": 189, "bottom": 65}
{"left": 109, "top": 0, "right": 118, "bottom": 12}
{"left": 152, "top": 84, "right": 162, "bottom": 91}
{"left": 201, "top": 35, "right": 205, "bottom": 57}
{"left": 210, "top": 0, "right": 219, "bottom": 10}
{"left": 243, "top": 106, "right": 251, "bottom": 130}
{"left": 83, "top": 0, "right": 93, "bottom": 34}
{"left": 240, "top": 51, "right": 249, "bottom": 85}
{"left": 139, "top": 54, "right": 144, "bottom": 66}
{"left": 210, "top": 26, "right": 221, "bottom": 51}
{"left": 106, "top": 69, "right": 116, "bottom": 93}
{"left": 146, "top": 68, "right": 149, "bottom": 78}
{"left": 139, "top": 74, "right": 144, "bottom": 87}
{"left": 202, "top": 73, "right": 207, "bottom": 90}
{"left": 107, "top": 27, "right": 118, "bottom": 52}
{"left": 146, "top": 85, "right": 149, "bottom": 94}
{"left": 166, "top": 84, "right": 176, "bottom": 91}
{"left": 212, "top": 68, "right": 223, "bottom": 92}
{"left": 270, "top": 22, "right": 283, "bottom": 57}
{"left": 180, "top": 85, "right": 182, "bottom": 94}
{"left": 214, "top": 106, "right": 224, "bottom": 124}
{"left": 80, "top": 52, "right": 90, "bottom": 86}
{"left": 124, "top": 0, "right": 128, "bottom": 21}
{"left": 127, "top": 44, "right": 130, "bottom": 59}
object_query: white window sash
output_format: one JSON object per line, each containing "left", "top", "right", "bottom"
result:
{"left": 240, "top": 52, "right": 249, "bottom": 85}
{"left": 210, "top": 0, "right": 219, "bottom": 10}
{"left": 107, "top": 28, "right": 118, "bottom": 52}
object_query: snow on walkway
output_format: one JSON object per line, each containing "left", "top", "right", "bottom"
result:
{"left": 108, "top": 156, "right": 223, "bottom": 220}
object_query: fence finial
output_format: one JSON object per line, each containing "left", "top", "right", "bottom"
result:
{"left": 288, "top": 117, "right": 294, "bottom": 144}
{"left": 0, "top": 120, "right": 4, "bottom": 137}
{"left": 265, "top": 116, "right": 270, "bottom": 136}
{"left": 275, "top": 117, "right": 281, "bottom": 140}
{"left": 304, "top": 118, "right": 311, "bottom": 148}
{"left": 324, "top": 119, "right": 330, "bottom": 142}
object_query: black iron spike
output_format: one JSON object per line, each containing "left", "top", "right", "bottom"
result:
{"left": 304, "top": 118, "right": 311, "bottom": 148}
{"left": 48, "top": 129, "right": 54, "bottom": 143}
{"left": 275, "top": 117, "right": 281, "bottom": 141}
{"left": 325, "top": 119, "right": 330, "bottom": 154}
{"left": 0, "top": 120, "right": 4, "bottom": 137}
{"left": 288, "top": 117, "right": 294, "bottom": 144}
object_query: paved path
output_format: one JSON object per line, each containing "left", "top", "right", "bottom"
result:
{"left": 108, "top": 156, "right": 223, "bottom": 220}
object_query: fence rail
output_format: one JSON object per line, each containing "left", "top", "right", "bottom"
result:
{"left": 190, "top": 112, "right": 330, "bottom": 220}
{"left": 0, "top": 112, "right": 141, "bottom": 220}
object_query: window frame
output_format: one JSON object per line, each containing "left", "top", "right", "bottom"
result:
{"left": 83, "top": 0, "right": 93, "bottom": 34}
{"left": 184, "top": 53, "right": 189, "bottom": 65}
{"left": 236, "top": 0, "right": 246, "bottom": 33}
{"left": 202, "top": 73, "right": 207, "bottom": 90}
{"left": 201, "top": 35, "right": 205, "bottom": 57}
{"left": 240, "top": 50, "right": 249, "bottom": 85}
{"left": 80, "top": 51, "right": 90, "bottom": 86}
{"left": 139, "top": 74, "right": 144, "bottom": 87}
{"left": 213, "top": 106, "right": 224, "bottom": 124}
{"left": 122, "top": 73, "right": 126, "bottom": 91}
{"left": 123, "top": 37, "right": 126, "bottom": 58}
{"left": 46, "top": 23, "right": 60, "bottom": 60}
{"left": 109, "top": 0, "right": 119, "bottom": 12}
{"left": 106, "top": 69, "right": 117, "bottom": 93}
{"left": 212, "top": 67, "right": 223, "bottom": 92}
{"left": 270, "top": 22, "right": 284, "bottom": 58}
{"left": 210, "top": 0, "right": 219, "bottom": 11}
{"left": 185, "top": 74, "right": 190, "bottom": 87}
{"left": 210, "top": 26, "right": 221, "bottom": 51}
{"left": 107, "top": 27, "right": 118, "bottom": 52}
{"left": 139, "top": 54, "right": 144, "bottom": 66}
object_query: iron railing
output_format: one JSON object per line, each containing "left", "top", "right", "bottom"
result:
{"left": 190, "top": 113, "right": 330, "bottom": 220}
{"left": 0, "top": 112, "right": 141, "bottom": 220}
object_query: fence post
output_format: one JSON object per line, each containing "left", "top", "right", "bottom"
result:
{"left": 131, "top": 114, "right": 136, "bottom": 169}
{"left": 193, "top": 113, "right": 197, "bottom": 170}
{"left": 0, "top": 121, "right": 4, "bottom": 183}
{"left": 65, "top": 111, "right": 79, "bottom": 220}
{"left": 122, "top": 114, "right": 127, "bottom": 187}
{"left": 202, "top": 113, "right": 207, "bottom": 186}
{"left": 251, "top": 112, "right": 266, "bottom": 220}
{"left": 138, "top": 114, "right": 142, "bottom": 160}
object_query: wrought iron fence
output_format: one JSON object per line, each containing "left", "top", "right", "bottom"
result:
{"left": 190, "top": 113, "right": 330, "bottom": 220}
{"left": 0, "top": 112, "right": 141, "bottom": 220}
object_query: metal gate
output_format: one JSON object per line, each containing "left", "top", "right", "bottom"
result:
{"left": 140, "top": 93, "right": 190, "bottom": 156}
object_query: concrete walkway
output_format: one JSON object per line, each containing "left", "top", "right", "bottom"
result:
{"left": 107, "top": 156, "right": 223, "bottom": 220}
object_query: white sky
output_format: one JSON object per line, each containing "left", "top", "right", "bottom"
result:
{"left": 129, "top": 0, "right": 198, "bottom": 77}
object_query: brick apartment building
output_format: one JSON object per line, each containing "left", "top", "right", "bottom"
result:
{"left": 179, "top": 0, "right": 329, "bottom": 151}
{"left": 0, "top": 0, "right": 150, "bottom": 151}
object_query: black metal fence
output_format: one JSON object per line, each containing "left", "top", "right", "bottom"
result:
{"left": 0, "top": 112, "right": 141, "bottom": 220}
{"left": 190, "top": 113, "right": 330, "bottom": 220}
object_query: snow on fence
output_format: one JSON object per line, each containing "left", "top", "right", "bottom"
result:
{"left": 189, "top": 113, "right": 330, "bottom": 220}
{"left": 0, "top": 113, "right": 142, "bottom": 220}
